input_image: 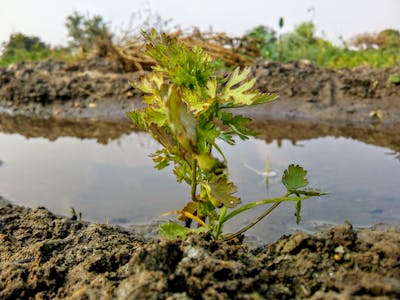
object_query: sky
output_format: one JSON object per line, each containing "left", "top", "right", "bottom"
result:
{"left": 0, "top": 0, "right": 399, "bottom": 47}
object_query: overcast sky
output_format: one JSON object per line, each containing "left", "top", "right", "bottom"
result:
{"left": 0, "top": 0, "right": 399, "bottom": 47}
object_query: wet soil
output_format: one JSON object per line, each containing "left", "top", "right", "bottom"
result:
{"left": 1, "top": 198, "right": 399, "bottom": 299}
{"left": 1, "top": 58, "right": 400, "bottom": 299}
{"left": 0, "top": 58, "right": 399, "bottom": 125}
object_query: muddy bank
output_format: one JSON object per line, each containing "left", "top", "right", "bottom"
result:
{"left": 246, "top": 60, "right": 400, "bottom": 124}
{"left": 1, "top": 198, "right": 399, "bottom": 299}
{"left": 0, "top": 58, "right": 399, "bottom": 124}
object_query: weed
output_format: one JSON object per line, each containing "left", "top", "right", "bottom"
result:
{"left": 128, "top": 30, "right": 326, "bottom": 240}
{"left": 389, "top": 74, "right": 400, "bottom": 84}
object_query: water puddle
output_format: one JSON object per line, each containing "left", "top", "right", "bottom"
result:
{"left": 1, "top": 116, "right": 399, "bottom": 242}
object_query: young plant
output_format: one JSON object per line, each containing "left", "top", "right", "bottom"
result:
{"left": 128, "top": 30, "right": 325, "bottom": 240}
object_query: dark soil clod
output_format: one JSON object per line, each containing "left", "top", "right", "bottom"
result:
{"left": 1, "top": 199, "right": 399, "bottom": 299}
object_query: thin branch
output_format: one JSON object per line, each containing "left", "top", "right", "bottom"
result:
{"left": 223, "top": 202, "right": 281, "bottom": 241}
{"left": 191, "top": 158, "right": 197, "bottom": 202}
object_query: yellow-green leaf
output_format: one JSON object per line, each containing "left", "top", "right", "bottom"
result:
{"left": 220, "top": 67, "right": 277, "bottom": 107}
{"left": 196, "top": 154, "right": 224, "bottom": 173}
{"left": 206, "top": 179, "right": 241, "bottom": 208}
{"left": 127, "top": 111, "right": 146, "bottom": 129}
{"left": 206, "top": 77, "right": 217, "bottom": 98}
{"left": 167, "top": 86, "right": 197, "bottom": 153}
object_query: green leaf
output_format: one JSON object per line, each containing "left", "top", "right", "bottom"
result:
{"left": 159, "top": 222, "right": 190, "bottom": 239}
{"left": 219, "top": 111, "right": 255, "bottom": 141}
{"left": 206, "top": 77, "right": 217, "bottom": 98}
{"left": 181, "top": 201, "right": 198, "bottom": 215}
{"left": 196, "top": 116, "right": 220, "bottom": 153}
{"left": 159, "top": 222, "right": 207, "bottom": 239}
{"left": 225, "top": 67, "right": 252, "bottom": 89}
{"left": 143, "top": 32, "right": 214, "bottom": 90}
{"left": 252, "top": 93, "right": 278, "bottom": 105}
{"left": 389, "top": 74, "right": 400, "bottom": 84}
{"left": 196, "top": 154, "right": 223, "bottom": 173}
{"left": 206, "top": 179, "right": 241, "bottom": 208}
{"left": 151, "top": 149, "right": 170, "bottom": 170}
{"left": 127, "top": 111, "right": 146, "bottom": 129}
{"left": 133, "top": 73, "right": 163, "bottom": 96}
{"left": 173, "top": 160, "right": 192, "bottom": 184}
{"left": 148, "top": 125, "right": 175, "bottom": 150}
{"left": 182, "top": 89, "right": 213, "bottom": 115}
{"left": 282, "top": 164, "right": 309, "bottom": 191}
{"left": 198, "top": 201, "right": 219, "bottom": 220}
{"left": 167, "top": 86, "right": 197, "bottom": 153}
{"left": 146, "top": 107, "right": 168, "bottom": 126}
{"left": 220, "top": 67, "right": 277, "bottom": 107}
{"left": 295, "top": 188, "right": 327, "bottom": 197}
{"left": 218, "top": 132, "right": 235, "bottom": 145}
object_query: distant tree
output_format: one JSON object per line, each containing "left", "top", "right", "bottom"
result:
{"left": 245, "top": 25, "right": 278, "bottom": 59}
{"left": 65, "top": 11, "right": 110, "bottom": 52}
{"left": 376, "top": 29, "right": 400, "bottom": 49}
{"left": 279, "top": 22, "right": 316, "bottom": 53}
{"left": 1, "top": 33, "right": 49, "bottom": 57}
{"left": 350, "top": 29, "right": 400, "bottom": 50}
{"left": 247, "top": 25, "right": 276, "bottom": 42}
{"left": 294, "top": 21, "right": 315, "bottom": 43}
{"left": 276, "top": 21, "right": 335, "bottom": 64}
{"left": 350, "top": 33, "right": 378, "bottom": 49}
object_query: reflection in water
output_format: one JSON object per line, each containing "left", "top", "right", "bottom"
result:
{"left": 1, "top": 115, "right": 399, "bottom": 242}
{"left": 1, "top": 113, "right": 400, "bottom": 153}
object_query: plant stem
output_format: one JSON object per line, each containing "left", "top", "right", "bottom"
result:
{"left": 221, "top": 194, "right": 308, "bottom": 224}
{"left": 191, "top": 158, "right": 197, "bottom": 202}
{"left": 223, "top": 202, "right": 281, "bottom": 241}
{"left": 214, "top": 205, "right": 227, "bottom": 239}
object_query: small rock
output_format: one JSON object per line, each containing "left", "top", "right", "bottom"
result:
{"left": 277, "top": 232, "right": 310, "bottom": 254}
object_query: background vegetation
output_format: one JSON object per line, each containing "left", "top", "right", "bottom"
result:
{"left": 1, "top": 12, "right": 399, "bottom": 69}
{"left": 0, "top": 33, "right": 72, "bottom": 67}
{"left": 0, "top": 12, "right": 108, "bottom": 67}
{"left": 246, "top": 21, "right": 400, "bottom": 68}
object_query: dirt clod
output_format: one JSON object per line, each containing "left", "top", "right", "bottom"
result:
{"left": 1, "top": 198, "right": 399, "bottom": 299}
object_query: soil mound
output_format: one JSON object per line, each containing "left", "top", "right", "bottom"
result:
{"left": 1, "top": 58, "right": 399, "bottom": 124}
{"left": 1, "top": 198, "right": 399, "bottom": 299}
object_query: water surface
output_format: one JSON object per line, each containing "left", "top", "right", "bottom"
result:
{"left": 1, "top": 117, "right": 399, "bottom": 242}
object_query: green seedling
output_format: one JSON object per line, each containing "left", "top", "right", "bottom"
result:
{"left": 128, "top": 30, "right": 325, "bottom": 240}
{"left": 389, "top": 74, "right": 400, "bottom": 84}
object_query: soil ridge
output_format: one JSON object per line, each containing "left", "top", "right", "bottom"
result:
{"left": 1, "top": 198, "right": 399, "bottom": 299}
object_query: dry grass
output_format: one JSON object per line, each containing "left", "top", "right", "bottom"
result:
{"left": 95, "top": 29, "right": 260, "bottom": 71}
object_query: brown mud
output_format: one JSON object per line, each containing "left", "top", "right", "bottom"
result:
{"left": 1, "top": 58, "right": 400, "bottom": 299}
{"left": 0, "top": 58, "right": 399, "bottom": 125}
{"left": 1, "top": 198, "right": 399, "bottom": 299}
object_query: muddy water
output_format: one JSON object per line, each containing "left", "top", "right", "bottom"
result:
{"left": 0, "top": 116, "right": 399, "bottom": 243}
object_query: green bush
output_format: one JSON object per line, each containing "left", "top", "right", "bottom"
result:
{"left": 245, "top": 25, "right": 278, "bottom": 60}
{"left": 65, "top": 11, "right": 110, "bottom": 52}
{"left": 0, "top": 33, "right": 72, "bottom": 67}
{"left": 1, "top": 33, "right": 49, "bottom": 56}
{"left": 248, "top": 21, "right": 400, "bottom": 68}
